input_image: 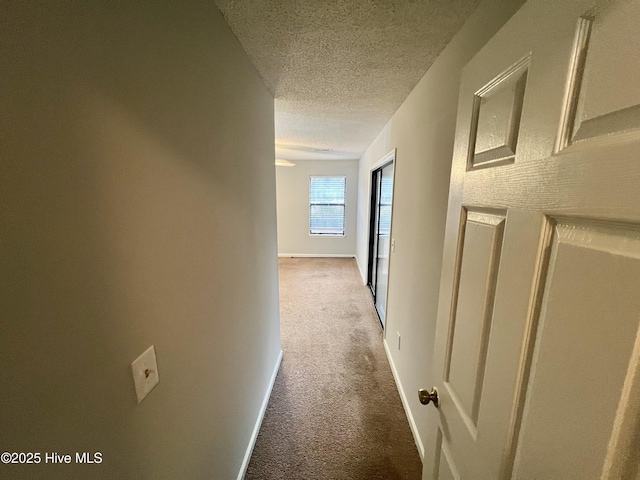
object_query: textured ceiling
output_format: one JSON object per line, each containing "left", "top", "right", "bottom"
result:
{"left": 215, "top": 0, "right": 481, "bottom": 160}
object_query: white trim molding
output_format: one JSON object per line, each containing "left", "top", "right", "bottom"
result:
{"left": 355, "top": 254, "right": 367, "bottom": 285}
{"left": 237, "top": 349, "right": 283, "bottom": 480}
{"left": 370, "top": 148, "right": 397, "bottom": 171}
{"left": 383, "top": 339, "right": 425, "bottom": 460}
{"left": 278, "top": 253, "right": 355, "bottom": 258}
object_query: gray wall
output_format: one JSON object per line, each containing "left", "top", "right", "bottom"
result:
{"left": 276, "top": 160, "right": 358, "bottom": 256}
{"left": 356, "top": 0, "right": 526, "bottom": 459}
{"left": 0, "top": 2, "right": 281, "bottom": 479}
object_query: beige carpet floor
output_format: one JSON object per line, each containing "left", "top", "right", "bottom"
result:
{"left": 245, "top": 257, "right": 422, "bottom": 480}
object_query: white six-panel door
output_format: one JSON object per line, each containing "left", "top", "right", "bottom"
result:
{"left": 423, "top": 0, "right": 640, "bottom": 478}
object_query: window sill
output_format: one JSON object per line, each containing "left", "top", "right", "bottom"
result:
{"left": 309, "top": 234, "right": 346, "bottom": 238}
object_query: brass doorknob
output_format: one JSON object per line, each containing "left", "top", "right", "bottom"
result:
{"left": 418, "top": 387, "right": 439, "bottom": 407}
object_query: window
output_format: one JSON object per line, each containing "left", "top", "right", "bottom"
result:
{"left": 378, "top": 175, "right": 393, "bottom": 236}
{"left": 309, "top": 176, "right": 346, "bottom": 236}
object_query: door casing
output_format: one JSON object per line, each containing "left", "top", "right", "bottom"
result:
{"left": 366, "top": 149, "right": 397, "bottom": 330}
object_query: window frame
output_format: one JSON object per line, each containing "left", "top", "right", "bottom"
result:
{"left": 308, "top": 175, "right": 347, "bottom": 237}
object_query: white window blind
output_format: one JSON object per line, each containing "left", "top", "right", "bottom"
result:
{"left": 309, "top": 176, "right": 346, "bottom": 236}
{"left": 378, "top": 176, "right": 393, "bottom": 236}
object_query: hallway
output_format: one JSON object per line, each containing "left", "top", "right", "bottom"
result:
{"left": 246, "top": 258, "right": 422, "bottom": 479}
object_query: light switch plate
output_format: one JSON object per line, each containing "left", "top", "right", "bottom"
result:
{"left": 131, "top": 345, "right": 159, "bottom": 404}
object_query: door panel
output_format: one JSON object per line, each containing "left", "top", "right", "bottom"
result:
{"left": 430, "top": 210, "right": 549, "bottom": 480}
{"left": 437, "top": 432, "right": 459, "bottom": 480}
{"left": 437, "top": 458, "right": 456, "bottom": 480}
{"left": 445, "top": 210, "right": 505, "bottom": 428}
{"left": 562, "top": 0, "right": 640, "bottom": 146}
{"left": 373, "top": 162, "right": 394, "bottom": 326}
{"left": 423, "top": 0, "right": 640, "bottom": 478}
{"left": 513, "top": 220, "right": 640, "bottom": 479}
{"left": 374, "top": 233, "right": 389, "bottom": 322}
{"left": 471, "top": 59, "right": 528, "bottom": 169}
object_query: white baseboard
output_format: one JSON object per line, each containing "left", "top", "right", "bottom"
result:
{"left": 354, "top": 254, "right": 367, "bottom": 285}
{"left": 237, "top": 349, "right": 283, "bottom": 480}
{"left": 278, "top": 253, "right": 355, "bottom": 258}
{"left": 383, "top": 339, "right": 425, "bottom": 460}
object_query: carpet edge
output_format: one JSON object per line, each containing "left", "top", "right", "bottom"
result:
{"left": 383, "top": 339, "right": 425, "bottom": 461}
{"left": 237, "top": 349, "right": 284, "bottom": 480}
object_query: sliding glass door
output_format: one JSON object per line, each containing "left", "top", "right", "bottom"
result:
{"left": 367, "top": 161, "right": 394, "bottom": 328}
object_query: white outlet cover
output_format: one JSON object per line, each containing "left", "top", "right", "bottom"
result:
{"left": 131, "top": 345, "right": 159, "bottom": 404}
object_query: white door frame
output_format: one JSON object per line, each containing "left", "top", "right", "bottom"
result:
{"left": 366, "top": 148, "right": 397, "bottom": 336}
